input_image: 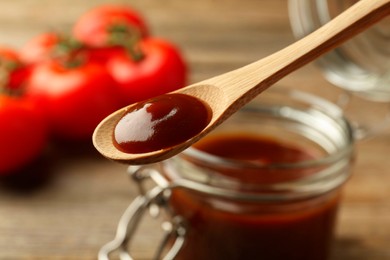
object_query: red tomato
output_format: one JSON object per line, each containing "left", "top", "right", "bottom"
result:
{"left": 0, "top": 95, "right": 47, "bottom": 175}
{"left": 25, "top": 59, "right": 121, "bottom": 140}
{"left": 73, "top": 5, "right": 149, "bottom": 47}
{"left": 19, "top": 32, "right": 61, "bottom": 65}
{"left": 106, "top": 38, "right": 187, "bottom": 105}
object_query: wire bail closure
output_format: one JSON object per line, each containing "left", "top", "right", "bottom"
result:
{"left": 98, "top": 165, "right": 186, "bottom": 260}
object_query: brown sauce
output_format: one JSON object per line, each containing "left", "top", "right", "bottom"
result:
{"left": 193, "top": 133, "right": 316, "bottom": 163}
{"left": 113, "top": 93, "right": 211, "bottom": 154}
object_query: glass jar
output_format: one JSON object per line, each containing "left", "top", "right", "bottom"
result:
{"left": 288, "top": 0, "right": 390, "bottom": 101}
{"left": 98, "top": 88, "right": 355, "bottom": 260}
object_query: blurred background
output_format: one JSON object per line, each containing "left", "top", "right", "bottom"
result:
{"left": 0, "top": 0, "right": 389, "bottom": 259}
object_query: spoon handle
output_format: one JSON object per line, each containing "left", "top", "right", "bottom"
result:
{"left": 207, "top": 0, "right": 390, "bottom": 104}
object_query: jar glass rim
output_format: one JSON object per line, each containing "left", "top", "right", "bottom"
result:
{"left": 183, "top": 141, "right": 354, "bottom": 171}
{"left": 181, "top": 88, "right": 355, "bottom": 171}
{"left": 161, "top": 88, "right": 356, "bottom": 199}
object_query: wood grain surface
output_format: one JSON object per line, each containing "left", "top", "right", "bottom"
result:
{"left": 0, "top": 0, "right": 389, "bottom": 259}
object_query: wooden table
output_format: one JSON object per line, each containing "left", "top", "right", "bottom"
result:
{"left": 0, "top": 0, "right": 389, "bottom": 259}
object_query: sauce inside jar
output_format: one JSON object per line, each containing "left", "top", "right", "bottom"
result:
{"left": 113, "top": 93, "right": 211, "bottom": 154}
{"left": 194, "top": 133, "right": 316, "bottom": 163}
{"left": 168, "top": 133, "right": 339, "bottom": 260}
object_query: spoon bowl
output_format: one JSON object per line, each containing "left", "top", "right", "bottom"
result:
{"left": 93, "top": 0, "right": 390, "bottom": 165}
{"left": 93, "top": 84, "right": 226, "bottom": 164}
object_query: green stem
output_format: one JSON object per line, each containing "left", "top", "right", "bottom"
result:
{"left": 50, "top": 35, "right": 87, "bottom": 69}
{"left": 0, "top": 58, "right": 19, "bottom": 96}
{"left": 107, "top": 24, "right": 145, "bottom": 62}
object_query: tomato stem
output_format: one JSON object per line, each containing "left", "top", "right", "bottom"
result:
{"left": 107, "top": 24, "right": 145, "bottom": 62}
{"left": 51, "top": 37, "right": 84, "bottom": 59}
{"left": 49, "top": 35, "right": 88, "bottom": 69}
{"left": 0, "top": 58, "right": 22, "bottom": 96}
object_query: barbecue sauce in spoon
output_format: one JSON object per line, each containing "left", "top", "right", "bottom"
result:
{"left": 113, "top": 93, "right": 212, "bottom": 154}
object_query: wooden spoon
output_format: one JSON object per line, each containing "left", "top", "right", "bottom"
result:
{"left": 93, "top": 0, "right": 389, "bottom": 165}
